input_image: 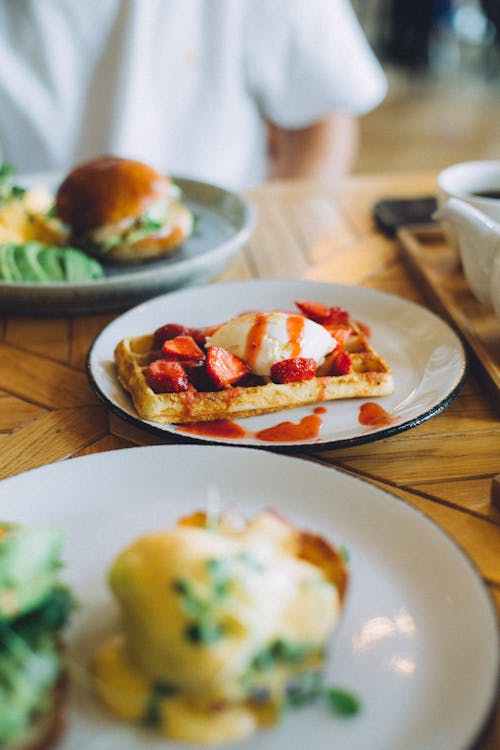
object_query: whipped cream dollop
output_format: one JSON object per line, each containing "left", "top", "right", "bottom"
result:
{"left": 206, "top": 311, "right": 337, "bottom": 376}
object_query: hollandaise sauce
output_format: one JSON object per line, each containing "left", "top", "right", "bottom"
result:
{"left": 93, "top": 510, "right": 347, "bottom": 744}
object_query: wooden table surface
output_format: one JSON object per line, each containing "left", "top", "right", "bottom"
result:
{"left": 1, "top": 171, "right": 499, "bottom": 747}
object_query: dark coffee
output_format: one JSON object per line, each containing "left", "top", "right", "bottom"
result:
{"left": 471, "top": 189, "right": 500, "bottom": 199}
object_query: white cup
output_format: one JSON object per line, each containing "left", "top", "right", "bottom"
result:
{"left": 438, "top": 161, "right": 500, "bottom": 248}
{"left": 436, "top": 161, "right": 500, "bottom": 313}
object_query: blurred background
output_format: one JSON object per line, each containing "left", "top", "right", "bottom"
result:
{"left": 352, "top": 0, "right": 500, "bottom": 173}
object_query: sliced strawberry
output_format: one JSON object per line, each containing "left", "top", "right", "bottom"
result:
{"left": 184, "top": 362, "right": 217, "bottom": 392}
{"left": 270, "top": 357, "right": 317, "bottom": 384}
{"left": 324, "top": 324, "right": 352, "bottom": 348}
{"left": 152, "top": 323, "right": 214, "bottom": 349}
{"left": 295, "top": 300, "right": 350, "bottom": 328}
{"left": 189, "top": 325, "right": 217, "bottom": 346}
{"left": 152, "top": 323, "right": 189, "bottom": 349}
{"left": 205, "top": 346, "right": 251, "bottom": 388}
{"left": 161, "top": 335, "right": 205, "bottom": 362}
{"left": 146, "top": 359, "right": 189, "bottom": 393}
{"left": 329, "top": 350, "right": 352, "bottom": 376}
{"left": 325, "top": 306, "right": 350, "bottom": 326}
{"left": 295, "top": 300, "right": 332, "bottom": 323}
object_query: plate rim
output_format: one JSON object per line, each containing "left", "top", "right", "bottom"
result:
{"left": 86, "top": 278, "right": 468, "bottom": 451}
{"left": 0, "top": 444, "right": 498, "bottom": 750}
{"left": 0, "top": 174, "right": 257, "bottom": 309}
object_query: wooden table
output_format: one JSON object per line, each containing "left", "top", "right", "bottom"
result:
{"left": 1, "top": 171, "right": 499, "bottom": 747}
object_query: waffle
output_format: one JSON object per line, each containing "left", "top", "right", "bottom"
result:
{"left": 114, "top": 319, "right": 393, "bottom": 425}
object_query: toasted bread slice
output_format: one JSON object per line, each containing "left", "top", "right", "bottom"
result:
{"left": 114, "top": 327, "right": 393, "bottom": 425}
{"left": 5, "top": 672, "right": 66, "bottom": 750}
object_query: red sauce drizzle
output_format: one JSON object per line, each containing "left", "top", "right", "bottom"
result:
{"left": 358, "top": 402, "right": 394, "bottom": 427}
{"left": 286, "top": 315, "right": 305, "bottom": 358}
{"left": 244, "top": 314, "right": 268, "bottom": 370}
{"left": 180, "top": 387, "right": 198, "bottom": 419}
{"left": 314, "top": 406, "right": 327, "bottom": 414}
{"left": 177, "top": 420, "right": 248, "bottom": 439}
{"left": 255, "top": 414, "right": 322, "bottom": 443}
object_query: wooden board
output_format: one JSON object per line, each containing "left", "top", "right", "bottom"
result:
{"left": 398, "top": 225, "right": 500, "bottom": 413}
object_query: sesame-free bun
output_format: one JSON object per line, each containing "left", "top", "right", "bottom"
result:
{"left": 54, "top": 156, "right": 193, "bottom": 263}
{"left": 55, "top": 155, "right": 171, "bottom": 232}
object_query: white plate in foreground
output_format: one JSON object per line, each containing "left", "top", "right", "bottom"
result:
{"left": 0, "top": 446, "right": 497, "bottom": 750}
{"left": 88, "top": 279, "right": 466, "bottom": 449}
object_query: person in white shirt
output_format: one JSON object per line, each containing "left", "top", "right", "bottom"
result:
{"left": 0, "top": 0, "right": 387, "bottom": 189}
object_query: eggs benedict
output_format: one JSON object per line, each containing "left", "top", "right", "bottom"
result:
{"left": 93, "top": 509, "right": 348, "bottom": 744}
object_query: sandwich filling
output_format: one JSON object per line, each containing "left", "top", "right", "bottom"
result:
{"left": 82, "top": 187, "right": 193, "bottom": 254}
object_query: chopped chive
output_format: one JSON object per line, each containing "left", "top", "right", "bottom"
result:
{"left": 325, "top": 688, "right": 361, "bottom": 716}
{"left": 339, "top": 546, "right": 350, "bottom": 563}
{"left": 185, "top": 621, "right": 223, "bottom": 644}
{"left": 153, "top": 681, "right": 177, "bottom": 697}
{"left": 172, "top": 578, "right": 189, "bottom": 595}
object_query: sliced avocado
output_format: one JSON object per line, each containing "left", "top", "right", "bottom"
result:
{"left": 0, "top": 244, "right": 24, "bottom": 281}
{"left": 0, "top": 519, "right": 73, "bottom": 747}
{"left": 0, "top": 242, "right": 104, "bottom": 282}
{"left": 62, "top": 247, "right": 104, "bottom": 281}
{"left": 0, "top": 525, "right": 65, "bottom": 620}
{"left": 36, "top": 244, "right": 66, "bottom": 281}
{"left": 12, "top": 242, "right": 57, "bottom": 282}
{"left": 0, "top": 631, "right": 61, "bottom": 745}
{"left": 4, "top": 584, "right": 75, "bottom": 648}
{"left": 11, "top": 244, "right": 39, "bottom": 282}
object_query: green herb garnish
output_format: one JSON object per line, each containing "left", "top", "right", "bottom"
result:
{"left": 185, "top": 621, "right": 223, "bottom": 645}
{"left": 325, "top": 687, "right": 361, "bottom": 716}
{"left": 0, "top": 164, "right": 27, "bottom": 205}
{"left": 339, "top": 546, "right": 350, "bottom": 563}
{"left": 191, "top": 211, "right": 201, "bottom": 236}
{"left": 173, "top": 553, "right": 260, "bottom": 646}
{"left": 142, "top": 682, "right": 177, "bottom": 727}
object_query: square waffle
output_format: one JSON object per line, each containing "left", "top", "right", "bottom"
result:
{"left": 114, "top": 312, "right": 393, "bottom": 425}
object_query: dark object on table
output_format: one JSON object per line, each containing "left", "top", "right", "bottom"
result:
{"left": 373, "top": 196, "right": 438, "bottom": 237}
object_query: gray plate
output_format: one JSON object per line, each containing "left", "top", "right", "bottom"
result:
{"left": 0, "top": 175, "right": 256, "bottom": 315}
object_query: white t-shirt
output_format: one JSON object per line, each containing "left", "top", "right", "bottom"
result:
{"left": 0, "top": 0, "right": 387, "bottom": 188}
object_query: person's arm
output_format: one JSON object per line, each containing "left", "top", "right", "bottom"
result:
{"left": 266, "top": 114, "right": 359, "bottom": 182}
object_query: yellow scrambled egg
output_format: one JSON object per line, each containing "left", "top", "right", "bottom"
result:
{"left": 0, "top": 188, "right": 66, "bottom": 245}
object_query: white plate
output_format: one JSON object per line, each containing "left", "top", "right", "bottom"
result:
{"left": 0, "top": 173, "right": 256, "bottom": 315}
{"left": 88, "top": 279, "right": 467, "bottom": 449}
{"left": 0, "top": 445, "right": 497, "bottom": 750}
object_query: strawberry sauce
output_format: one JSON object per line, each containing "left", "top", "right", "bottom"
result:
{"left": 255, "top": 413, "right": 322, "bottom": 442}
{"left": 286, "top": 315, "right": 305, "bottom": 358}
{"left": 244, "top": 314, "right": 267, "bottom": 371}
{"left": 358, "top": 401, "right": 394, "bottom": 427}
{"left": 178, "top": 420, "right": 248, "bottom": 439}
{"left": 176, "top": 410, "right": 323, "bottom": 443}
